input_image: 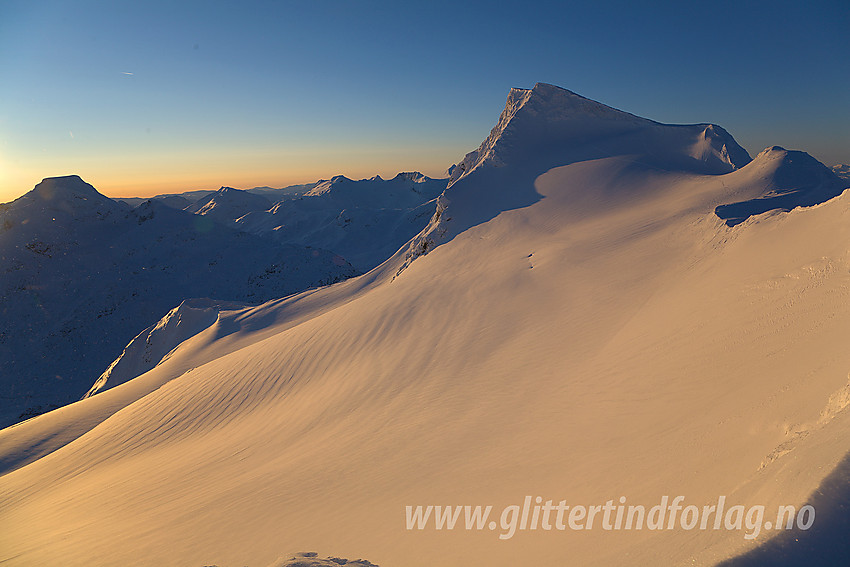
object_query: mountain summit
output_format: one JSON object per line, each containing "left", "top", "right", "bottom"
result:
{"left": 185, "top": 186, "right": 273, "bottom": 223}
{"left": 2, "top": 175, "right": 126, "bottom": 227}
{"left": 448, "top": 83, "right": 751, "bottom": 186}
{"left": 400, "top": 83, "right": 756, "bottom": 270}
{"left": 30, "top": 174, "right": 104, "bottom": 201}
{"left": 714, "top": 146, "right": 849, "bottom": 225}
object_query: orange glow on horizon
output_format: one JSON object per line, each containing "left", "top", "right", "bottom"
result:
{"left": 1, "top": 141, "right": 461, "bottom": 203}
{"left": 2, "top": 159, "right": 453, "bottom": 203}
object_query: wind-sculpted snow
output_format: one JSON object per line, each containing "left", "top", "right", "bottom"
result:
{"left": 1, "top": 86, "right": 849, "bottom": 567}
{"left": 714, "top": 147, "right": 848, "bottom": 225}
{"left": 0, "top": 177, "right": 356, "bottom": 428}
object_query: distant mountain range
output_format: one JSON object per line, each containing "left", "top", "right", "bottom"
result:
{"left": 117, "top": 172, "right": 447, "bottom": 271}
{"left": 0, "top": 172, "right": 446, "bottom": 427}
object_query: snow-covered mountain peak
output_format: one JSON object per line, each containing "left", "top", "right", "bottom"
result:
{"left": 304, "top": 176, "right": 352, "bottom": 197}
{"left": 692, "top": 123, "right": 752, "bottom": 169}
{"left": 400, "top": 84, "right": 757, "bottom": 272}
{"left": 31, "top": 174, "right": 99, "bottom": 199}
{"left": 228, "top": 171, "right": 446, "bottom": 271}
{"left": 302, "top": 173, "right": 442, "bottom": 203}
{"left": 15, "top": 175, "right": 123, "bottom": 215}
{"left": 447, "top": 83, "right": 749, "bottom": 187}
{"left": 747, "top": 146, "right": 838, "bottom": 183}
{"left": 392, "top": 171, "right": 429, "bottom": 183}
{"left": 714, "top": 146, "right": 847, "bottom": 225}
{"left": 756, "top": 145, "right": 789, "bottom": 158}
{"left": 33, "top": 175, "right": 97, "bottom": 193}
{"left": 185, "top": 185, "right": 273, "bottom": 220}
{"left": 0, "top": 175, "right": 127, "bottom": 234}
{"left": 523, "top": 82, "right": 644, "bottom": 123}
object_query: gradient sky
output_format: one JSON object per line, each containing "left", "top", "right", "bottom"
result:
{"left": 1, "top": 0, "right": 848, "bottom": 202}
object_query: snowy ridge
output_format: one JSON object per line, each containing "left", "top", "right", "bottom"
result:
{"left": 690, "top": 123, "right": 752, "bottom": 171}
{"left": 714, "top": 146, "right": 849, "bottom": 225}
{"left": 401, "top": 83, "right": 754, "bottom": 271}
{"left": 302, "top": 172, "right": 442, "bottom": 208}
{"left": 446, "top": 86, "right": 535, "bottom": 183}
{"left": 85, "top": 298, "right": 245, "bottom": 398}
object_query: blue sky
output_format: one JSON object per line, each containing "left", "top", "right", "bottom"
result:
{"left": 1, "top": 0, "right": 848, "bottom": 201}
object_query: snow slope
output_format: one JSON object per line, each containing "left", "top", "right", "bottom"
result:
{"left": 1, "top": 85, "right": 849, "bottom": 567}
{"left": 0, "top": 177, "right": 355, "bottom": 427}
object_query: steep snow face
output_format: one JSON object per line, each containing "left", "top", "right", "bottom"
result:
{"left": 690, "top": 123, "right": 753, "bottom": 171}
{"left": 714, "top": 146, "right": 849, "bottom": 225}
{"left": 0, "top": 178, "right": 356, "bottom": 428}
